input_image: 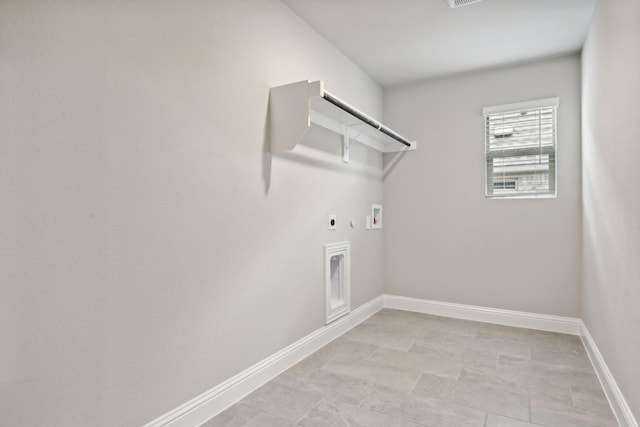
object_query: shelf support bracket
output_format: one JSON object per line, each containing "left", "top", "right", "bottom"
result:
{"left": 342, "top": 126, "right": 350, "bottom": 163}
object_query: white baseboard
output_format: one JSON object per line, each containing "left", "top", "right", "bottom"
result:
{"left": 581, "top": 322, "right": 639, "bottom": 427}
{"left": 143, "top": 296, "right": 383, "bottom": 427}
{"left": 382, "top": 294, "right": 582, "bottom": 335}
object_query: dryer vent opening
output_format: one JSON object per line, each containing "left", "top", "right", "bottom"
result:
{"left": 324, "top": 242, "right": 351, "bottom": 324}
{"left": 447, "top": 0, "right": 483, "bottom": 8}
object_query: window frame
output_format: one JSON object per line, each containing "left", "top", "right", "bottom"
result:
{"left": 482, "top": 97, "right": 559, "bottom": 199}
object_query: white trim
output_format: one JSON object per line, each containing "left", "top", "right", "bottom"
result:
{"left": 581, "top": 322, "right": 639, "bottom": 427}
{"left": 382, "top": 294, "right": 582, "bottom": 335}
{"left": 143, "top": 296, "right": 383, "bottom": 427}
{"left": 482, "top": 96, "right": 560, "bottom": 115}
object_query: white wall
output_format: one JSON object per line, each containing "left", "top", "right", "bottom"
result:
{"left": 383, "top": 55, "right": 582, "bottom": 317}
{"left": 0, "top": 1, "right": 384, "bottom": 425}
{"left": 581, "top": 0, "right": 640, "bottom": 420}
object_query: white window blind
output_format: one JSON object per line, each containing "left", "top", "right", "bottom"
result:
{"left": 483, "top": 97, "right": 559, "bottom": 198}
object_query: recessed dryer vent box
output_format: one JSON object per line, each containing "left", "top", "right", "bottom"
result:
{"left": 447, "top": 0, "right": 482, "bottom": 8}
{"left": 324, "top": 242, "right": 350, "bottom": 324}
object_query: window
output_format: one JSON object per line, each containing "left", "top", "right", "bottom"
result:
{"left": 483, "top": 97, "right": 559, "bottom": 198}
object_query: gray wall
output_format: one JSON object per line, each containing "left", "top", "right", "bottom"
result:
{"left": 383, "top": 55, "right": 582, "bottom": 317}
{"left": 0, "top": 1, "right": 384, "bottom": 425}
{"left": 581, "top": 0, "right": 640, "bottom": 420}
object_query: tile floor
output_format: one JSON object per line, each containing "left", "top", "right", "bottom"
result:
{"left": 202, "top": 309, "right": 618, "bottom": 427}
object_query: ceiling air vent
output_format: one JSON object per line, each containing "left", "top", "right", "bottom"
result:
{"left": 447, "top": 0, "right": 483, "bottom": 8}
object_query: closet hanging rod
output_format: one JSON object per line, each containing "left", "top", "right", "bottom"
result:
{"left": 322, "top": 92, "right": 412, "bottom": 147}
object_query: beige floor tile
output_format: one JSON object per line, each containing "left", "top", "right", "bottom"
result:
{"left": 362, "top": 386, "right": 486, "bottom": 427}
{"left": 311, "top": 337, "right": 380, "bottom": 365}
{"left": 570, "top": 384, "right": 615, "bottom": 415}
{"left": 479, "top": 325, "right": 586, "bottom": 355}
{"left": 461, "top": 385, "right": 530, "bottom": 421}
{"left": 474, "top": 334, "right": 531, "bottom": 358}
{"left": 321, "top": 354, "right": 422, "bottom": 391}
{"left": 412, "top": 373, "right": 530, "bottom": 421}
{"left": 368, "top": 347, "right": 463, "bottom": 379}
{"left": 497, "top": 355, "right": 601, "bottom": 388}
{"left": 530, "top": 345, "right": 592, "bottom": 372}
{"left": 476, "top": 323, "right": 532, "bottom": 343}
{"left": 408, "top": 342, "right": 456, "bottom": 359}
{"left": 341, "top": 325, "right": 416, "bottom": 351}
{"left": 526, "top": 379, "right": 573, "bottom": 405}
{"left": 366, "top": 309, "right": 431, "bottom": 326}
{"left": 410, "top": 371, "right": 461, "bottom": 401}
{"left": 455, "top": 349, "right": 500, "bottom": 371}
{"left": 376, "top": 320, "right": 448, "bottom": 342}
{"left": 436, "top": 333, "right": 530, "bottom": 359}
{"left": 531, "top": 397, "right": 618, "bottom": 427}
{"left": 240, "top": 381, "right": 322, "bottom": 423}
{"left": 527, "top": 330, "right": 586, "bottom": 353}
{"left": 416, "top": 334, "right": 499, "bottom": 371}
{"left": 273, "top": 369, "right": 371, "bottom": 406}
{"left": 421, "top": 317, "right": 480, "bottom": 337}
{"left": 460, "top": 363, "right": 574, "bottom": 405}
{"left": 199, "top": 404, "right": 260, "bottom": 427}
{"left": 457, "top": 366, "right": 522, "bottom": 393}
{"left": 485, "top": 413, "right": 545, "bottom": 427}
{"left": 298, "top": 400, "right": 424, "bottom": 427}
{"left": 243, "top": 411, "right": 296, "bottom": 427}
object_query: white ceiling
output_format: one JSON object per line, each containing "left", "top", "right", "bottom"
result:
{"left": 282, "top": 0, "right": 596, "bottom": 87}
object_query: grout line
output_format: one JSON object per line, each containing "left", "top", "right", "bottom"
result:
{"left": 294, "top": 399, "right": 324, "bottom": 425}
{"left": 569, "top": 383, "right": 576, "bottom": 407}
{"left": 358, "top": 385, "right": 375, "bottom": 408}
{"left": 409, "top": 373, "right": 423, "bottom": 393}
{"left": 319, "top": 353, "right": 340, "bottom": 369}
{"left": 483, "top": 411, "right": 488, "bottom": 427}
{"left": 454, "top": 365, "right": 464, "bottom": 381}
{"left": 445, "top": 398, "right": 521, "bottom": 426}
{"left": 455, "top": 363, "right": 464, "bottom": 381}
{"left": 241, "top": 409, "right": 270, "bottom": 427}
{"left": 365, "top": 347, "right": 381, "bottom": 361}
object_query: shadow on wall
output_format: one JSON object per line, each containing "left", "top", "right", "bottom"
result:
{"left": 383, "top": 150, "right": 408, "bottom": 180}
{"left": 262, "top": 103, "right": 272, "bottom": 194}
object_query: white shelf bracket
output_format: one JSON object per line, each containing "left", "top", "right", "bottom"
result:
{"left": 342, "top": 126, "right": 350, "bottom": 163}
